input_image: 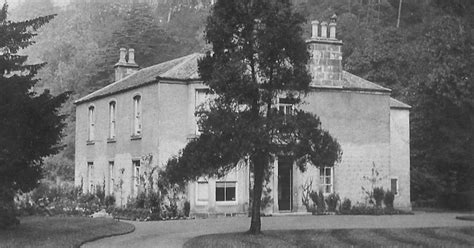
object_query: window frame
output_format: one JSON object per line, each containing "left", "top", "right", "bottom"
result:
{"left": 108, "top": 161, "right": 115, "bottom": 195}
{"left": 87, "top": 162, "right": 94, "bottom": 193}
{"left": 108, "top": 101, "right": 117, "bottom": 140}
{"left": 132, "top": 94, "right": 142, "bottom": 137}
{"left": 194, "top": 88, "right": 210, "bottom": 135}
{"left": 277, "top": 98, "right": 295, "bottom": 116}
{"left": 132, "top": 160, "right": 140, "bottom": 196}
{"left": 87, "top": 105, "right": 95, "bottom": 142}
{"left": 215, "top": 181, "right": 237, "bottom": 205}
{"left": 391, "top": 177, "right": 399, "bottom": 195}
{"left": 320, "top": 167, "right": 334, "bottom": 195}
{"left": 195, "top": 180, "right": 209, "bottom": 205}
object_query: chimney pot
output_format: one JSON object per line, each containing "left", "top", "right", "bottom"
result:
{"left": 128, "top": 48, "right": 136, "bottom": 65}
{"left": 320, "top": 21, "right": 328, "bottom": 38}
{"left": 118, "top": 48, "right": 127, "bottom": 64}
{"left": 329, "top": 22, "right": 336, "bottom": 39}
{"left": 311, "top": 20, "right": 319, "bottom": 39}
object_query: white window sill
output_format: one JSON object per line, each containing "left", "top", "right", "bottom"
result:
{"left": 195, "top": 201, "right": 208, "bottom": 206}
{"left": 216, "top": 201, "right": 238, "bottom": 206}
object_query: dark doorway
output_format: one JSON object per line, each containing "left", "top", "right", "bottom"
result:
{"left": 278, "top": 157, "right": 292, "bottom": 211}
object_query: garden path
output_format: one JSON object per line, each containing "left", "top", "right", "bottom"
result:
{"left": 82, "top": 212, "right": 474, "bottom": 248}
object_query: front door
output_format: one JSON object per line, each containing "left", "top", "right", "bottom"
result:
{"left": 278, "top": 157, "right": 292, "bottom": 211}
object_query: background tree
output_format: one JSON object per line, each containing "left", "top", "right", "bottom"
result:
{"left": 163, "top": 0, "right": 342, "bottom": 234}
{"left": 0, "top": 3, "right": 68, "bottom": 228}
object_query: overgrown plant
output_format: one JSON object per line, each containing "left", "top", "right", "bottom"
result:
{"left": 325, "top": 193, "right": 340, "bottom": 212}
{"left": 340, "top": 198, "right": 351, "bottom": 214}
{"left": 310, "top": 191, "right": 326, "bottom": 214}
{"left": 361, "top": 162, "right": 386, "bottom": 206}
{"left": 301, "top": 179, "right": 314, "bottom": 212}
{"left": 384, "top": 191, "right": 395, "bottom": 209}
{"left": 373, "top": 187, "right": 385, "bottom": 208}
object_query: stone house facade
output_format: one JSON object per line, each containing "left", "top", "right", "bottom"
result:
{"left": 74, "top": 19, "right": 411, "bottom": 214}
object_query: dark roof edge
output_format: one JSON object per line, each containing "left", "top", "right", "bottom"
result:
{"left": 390, "top": 98, "right": 412, "bottom": 110}
{"left": 74, "top": 78, "right": 203, "bottom": 105}
{"left": 310, "top": 85, "right": 391, "bottom": 94}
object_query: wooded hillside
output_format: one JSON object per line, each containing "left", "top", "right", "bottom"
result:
{"left": 10, "top": 0, "right": 473, "bottom": 205}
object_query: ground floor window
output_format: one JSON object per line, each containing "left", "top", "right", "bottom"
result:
{"left": 320, "top": 167, "right": 333, "bottom": 194}
{"left": 196, "top": 181, "right": 209, "bottom": 202}
{"left": 87, "top": 162, "right": 94, "bottom": 193}
{"left": 132, "top": 160, "right": 140, "bottom": 196}
{"left": 216, "top": 181, "right": 236, "bottom": 202}
{"left": 108, "top": 161, "right": 114, "bottom": 195}
{"left": 391, "top": 178, "right": 398, "bottom": 195}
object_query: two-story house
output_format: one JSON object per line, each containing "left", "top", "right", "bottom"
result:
{"left": 74, "top": 19, "right": 411, "bottom": 214}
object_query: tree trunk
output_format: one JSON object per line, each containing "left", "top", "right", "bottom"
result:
{"left": 248, "top": 153, "right": 266, "bottom": 235}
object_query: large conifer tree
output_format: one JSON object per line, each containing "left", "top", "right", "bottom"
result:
{"left": 0, "top": 3, "right": 68, "bottom": 228}
{"left": 164, "top": 0, "right": 341, "bottom": 234}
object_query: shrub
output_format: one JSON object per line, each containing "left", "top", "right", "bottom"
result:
{"left": 340, "top": 198, "right": 351, "bottom": 214}
{"left": 384, "top": 191, "right": 395, "bottom": 209}
{"left": 135, "top": 192, "right": 147, "bottom": 209}
{"left": 183, "top": 201, "right": 190, "bottom": 217}
{"left": 325, "top": 193, "right": 340, "bottom": 212}
{"left": 104, "top": 195, "right": 116, "bottom": 208}
{"left": 373, "top": 187, "right": 385, "bottom": 208}
{"left": 310, "top": 191, "right": 325, "bottom": 214}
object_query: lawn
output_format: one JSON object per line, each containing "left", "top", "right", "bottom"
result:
{"left": 185, "top": 227, "right": 474, "bottom": 248}
{"left": 0, "top": 216, "right": 135, "bottom": 248}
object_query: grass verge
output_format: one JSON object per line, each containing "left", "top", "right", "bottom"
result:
{"left": 0, "top": 216, "right": 135, "bottom": 248}
{"left": 184, "top": 227, "right": 474, "bottom": 248}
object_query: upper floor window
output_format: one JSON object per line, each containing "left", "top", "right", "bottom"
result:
{"left": 88, "top": 106, "right": 95, "bottom": 141}
{"left": 278, "top": 98, "right": 295, "bottom": 116}
{"left": 195, "top": 89, "right": 210, "bottom": 134}
{"left": 133, "top": 95, "right": 142, "bottom": 136}
{"left": 109, "top": 101, "right": 116, "bottom": 139}
{"left": 320, "top": 167, "right": 333, "bottom": 194}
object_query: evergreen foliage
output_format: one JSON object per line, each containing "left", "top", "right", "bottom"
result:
{"left": 0, "top": 3, "right": 68, "bottom": 228}
{"left": 163, "top": 0, "right": 342, "bottom": 234}
{"left": 7, "top": 0, "right": 473, "bottom": 210}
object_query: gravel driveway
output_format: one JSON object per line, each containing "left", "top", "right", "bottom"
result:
{"left": 82, "top": 212, "right": 474, "bottom": 248}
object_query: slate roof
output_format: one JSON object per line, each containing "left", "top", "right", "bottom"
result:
{"left": 390, "top": 97, "right": 411, "bottom": 109}
{"left": 75, "top": 53, "right": 204, "bottom": 104}
{"left": 76, "top": 52, "right": 395, "bottom": 105}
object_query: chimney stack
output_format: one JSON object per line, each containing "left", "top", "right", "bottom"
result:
{"left": 320, "top": 21, "right": 328, "bottom": 38}
{"left": 307, "top": 15, "right": 343, "bottom": 87}
{"left": 311, "top": 20, "right": 319, "bottom": 39}
{"left": 114, "top": 48, "right": 139, "bottom": 81}
{"left": 128, "top": 48, "right": 137, "bottom": 65}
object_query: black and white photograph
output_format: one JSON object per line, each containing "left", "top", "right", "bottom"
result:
{"left": 0, "top": 0, "right": 473, "bottom": 247}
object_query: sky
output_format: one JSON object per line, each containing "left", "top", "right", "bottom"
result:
{"left": 5, "top": 0, "right": 70, "bottom": 8}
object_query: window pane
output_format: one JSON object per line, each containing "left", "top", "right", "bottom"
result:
{"left": 226, "top": 186, "right": 236, "bottom": 201}
{"left": 325, "top": 185, "right": 331, "bottom": 193}
{"left": 391, "top": 178, "right": 398, "bottom": 194}
{"left": 216, "top": 187, "right": 225, "bottom": 201}
{"left": 197, "top": 182, "right": 208, "bottom": 201}
{"left": 325, "top": 176, "right": 331, "bottom": 184}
